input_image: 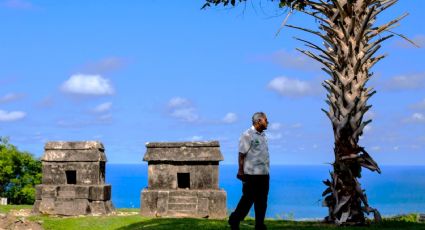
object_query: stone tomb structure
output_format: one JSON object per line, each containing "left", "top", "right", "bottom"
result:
{"left": 33, "top": 141, "right": 114, "bottom": 215}
{"left": 141, "top": 141, "right": 227, "bottom": 218}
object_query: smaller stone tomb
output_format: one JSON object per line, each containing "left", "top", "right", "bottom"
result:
{"left": 33, "top": 141, "right": 114, "bottom": 216}
{"left": 141, "top": 141, "right": 227, "bottom": 219}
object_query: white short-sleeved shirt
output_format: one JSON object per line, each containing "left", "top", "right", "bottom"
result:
{"left": 238, "top": 126, "right": 269, "bottom": 175}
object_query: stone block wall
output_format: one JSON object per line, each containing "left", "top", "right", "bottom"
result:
{"left": 33, "top": 141, "right": 114, "bottom": 216}
{"left": 140, "top": 189, "right": 227, "bottom": 218}
{"left": 141, "top": 141, "right": 227, "bottom": 219}
{"left": 147, "top": 163, "right": 219, "bottom": 189}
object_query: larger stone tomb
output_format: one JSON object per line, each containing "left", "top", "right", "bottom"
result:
{"left": 140, "top": 141, "right": 227, "bottom": 219}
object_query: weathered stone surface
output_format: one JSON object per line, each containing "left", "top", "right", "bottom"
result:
{"left": 140, "top": 189, "right": 227, "bottom": 219}
{"left": 207, "top": 189, "right": 227, "bottom": 219}
{"left": 45, "top": 141, "right": 104, "bottom": 150}
{"left": 168, "top": 196, "right": 198, "bottom": 204}
{"left": 55, "top": 198, "right": 90, "bottom": 216}
{"left": 198, "top": 197, "right": 209, "bottom": 216}
{"left": 89, "top": 201, "right": 114, "bottom": 215}
{"left": 89, "top": 185, "right": 111, "bottom": 201}
{"left": 43, "top": 150, "right": 106, "bottom": 162}
{"left": 43, "top": 141, "right": 106, "bottom": 162}
{"left": 144, "top": 141, "right": 223, "bottom": 162}
{"left": 140, "top": 190, "right": 158, "bottom": 216}
{"left": 32, "top": 200, "right": 41, "bottom": 214}
{"left": 141, "top": 141, "right": 227, "bottom": 219}
{"left": 146, "top": 141, "right": 219, "bottom": 148}
{"left": 41, "top": 162, "right": 104, "bottom": 185}
{"left": 35, "top": 185, "right": 42, "bottom": 200}
{"left": 40, "top": 185, "right": 57, "bottom": 198}
{"left": 157, "top": 191, "right": 169, "bottom": 215}
{"left": 57, "top": 185, "right": 90, "bottom": 199}
{"left": 147, "top": 164, "right": 219, "bottom": 189}
{"left": 38, "top": 198, "right": 56, "bottom": 215}
{"left": 33, "top": 141, "right": 113, "bottom": 216}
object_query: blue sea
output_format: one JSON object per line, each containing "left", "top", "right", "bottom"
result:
{"left": 106, "top": 164, "right": 425, "bottom": 220}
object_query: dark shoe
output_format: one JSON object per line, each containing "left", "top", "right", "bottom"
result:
{"left": 255, "top": 223, "right": 267, "bottom": 230}
{"left": 228, "top": 218, "right": 240, "bottom": 230}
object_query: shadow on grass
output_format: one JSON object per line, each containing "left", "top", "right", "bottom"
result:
{"left": 116, "top": 218, "right": 425, "bottom": 230}
{"left": 116, "top": 218, "right": 227, "bottom": 230}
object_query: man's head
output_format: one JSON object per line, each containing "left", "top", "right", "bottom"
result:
{"left": 252, "top": 112, "right": 268, "bottom": 132}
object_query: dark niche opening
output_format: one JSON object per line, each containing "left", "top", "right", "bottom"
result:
{"left": 66, "top": 170, "right": 77, "bottom": 184}
{"left": 177, "top": 173, "right": 190, "bottom": 189}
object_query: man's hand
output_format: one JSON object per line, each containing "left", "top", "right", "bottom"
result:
{"left": 236, "top": 169, "right": 246, "bottom": 182}
{"left": 237, "top": 152, "right": 246, "bottom": 181}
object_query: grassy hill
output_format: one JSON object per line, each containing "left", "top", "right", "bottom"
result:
{"left": 1, "top": 205, "right": 424, "bottom": 230}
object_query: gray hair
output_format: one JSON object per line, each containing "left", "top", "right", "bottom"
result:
{"left": 252, "top": 112, "right": 266, "bottom": 125}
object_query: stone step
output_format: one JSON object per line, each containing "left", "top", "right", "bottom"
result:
{"left": 168, "top": 203, "right": 197, "bottom": 211}
{"left": 168, "top": 190, "right": 197, "bottom": 197}
{"left": 168, "top": 196, "right": 198, "bottom": 204}
{"left": 167, "top": 210, "right": 198, "bottom": 217}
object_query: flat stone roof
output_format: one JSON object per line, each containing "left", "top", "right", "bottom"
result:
{"left": 42, "top": 141, "right": 107, "bottom": 162}
{"left": 143, "top": 141, "right": 223, "bottom": 162}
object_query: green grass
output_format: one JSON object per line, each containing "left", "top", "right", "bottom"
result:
{"left": 0, "top": 204, "right": 32, "bottom": 213}
{"left": 1, "top": 205, "right": 424, "bottom": 230}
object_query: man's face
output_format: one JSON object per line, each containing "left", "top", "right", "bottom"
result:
{"left": 257, "top": 116, "right": 269, "bottom": 131}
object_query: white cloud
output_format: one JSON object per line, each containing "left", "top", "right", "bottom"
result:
{"left": 393, "top": 146, "right": 400, "bottom": 151}
{"left": 189, "top": 135, "right": 203, "bottom": 141}
{"left": 167, "top": 98, "right": 236, "bottom": 124}
{"left": 360, "top": 124, "right": 372, "bottom": 139}
{"left": 403, "top": 112, "right": 425, "bottom": 123}
{"left": 383, "top": 73, "right": 425, "bottom": 91}
{"left": 170, "top": 107, "right": 199, "bottom": 122}
{"left": 0, "top": 93, "right": 24, "bottom": 104}
{"left": 268, "top": 132, "right": 282, "bottom": 140}
{"left": 168, "top": 97, "right": 191, "bottom": 108}
{"left": 291, "top": 123, "right": 303, "bottom": 128}
{"left": 167, "top": 97, "right": 200, "bottom": 123}
{"left": 363, "top": 125, "right": 372, "bottom": 133}
{"left": 268, "top": 77, "right": 319, "bottom": 97}
{"left": 222, "top": 112, "right": 238, "bottom": 124}
{"left": 61, "top": 74, "right": 114, "bottom": 96}
{"left": 255, "top": 49, "right": 321, "bottom": 71}
{"left": 269, "top": 122, "right": 282, "bottom": 131}
{"left": 0, "top": 110, "right": 26, "bottom": 122}
{"left": 97, "top": 114, "right": 112, "bottom": 121}
{"left": 2, "top": 0, "right": 33, "bottom": 9}
{"left": 93, "top": 102, "right": 112, "bottom": 113}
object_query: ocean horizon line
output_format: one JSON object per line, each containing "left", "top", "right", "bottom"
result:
{"left": 106, "top": 163, "right": 425, "bottom": 166}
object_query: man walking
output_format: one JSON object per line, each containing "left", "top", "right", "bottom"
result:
{"left": 229, "top": 112, "right": 270, "bottom": 230}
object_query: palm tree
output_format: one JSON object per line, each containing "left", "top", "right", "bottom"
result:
{"left": 203, "top": 0, "right": 413, "bottom": 225}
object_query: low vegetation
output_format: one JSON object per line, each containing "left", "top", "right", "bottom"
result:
{"left": 1, "top": 205, "right": 423, "bottom": 230}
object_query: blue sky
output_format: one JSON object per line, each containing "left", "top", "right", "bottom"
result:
{"left": 1, "top": 0, "right": 424, "bottom": 165}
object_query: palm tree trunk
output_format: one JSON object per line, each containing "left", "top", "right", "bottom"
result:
{"left": 289, "top": 0, "right": 406, "bottom": 224}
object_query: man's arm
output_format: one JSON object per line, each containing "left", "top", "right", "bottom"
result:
{"left": 237, "top": 152, "right": 245, "bottom": 181}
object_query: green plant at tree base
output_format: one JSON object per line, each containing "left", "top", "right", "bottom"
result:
{"left": 0, "top": 137, "right": 41, "bottom": 204}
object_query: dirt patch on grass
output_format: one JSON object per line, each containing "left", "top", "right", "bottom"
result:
{"left": 0, "top": 209, "right": 43, "bottom": 230}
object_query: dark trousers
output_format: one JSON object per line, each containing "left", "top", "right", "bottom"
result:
{"left": 229, "top": 174, "right": 270, "bottom": 230}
